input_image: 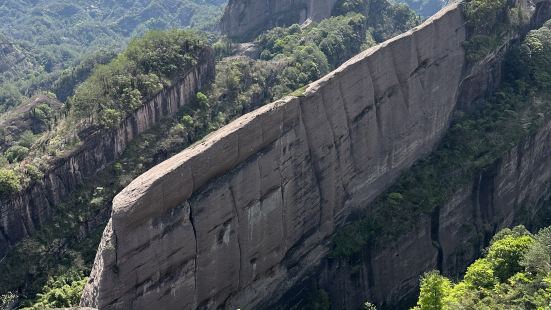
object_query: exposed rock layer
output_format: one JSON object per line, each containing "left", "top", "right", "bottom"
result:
{"left": 220, "top": 0, "right": 338, "bottom": 41}
{"left": 82, "top": 2, "right": 551, "bottom": 309}
{"left": 275, "top": 118, "right": 551, "bottom": 309}
{"left": 0, "top": 48, "right": 215, "bottom": 257}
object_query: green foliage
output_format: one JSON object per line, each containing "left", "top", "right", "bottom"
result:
{"left": 486, "top": 234, "right": 534, "bottom": 281}
{"left": 413, "top": 271, "right": 453, "bottom": 310}
{"left": 17, "top": 130, "right": 36, "bottom": 148}
{"left": 0, "top": 169, "right": 21, "bottom": 197}
{"left": 22, "top": 270, "right": 87, "bottom": 310}
{"left": 463, "top": 0, "right": 524, "bottom": 62}
{"left": 30, "top": 104, "right": 54, "bottom": 123}
{"left": 196, "top": 92, "right": 209, "bottom": 107}
{"left": 0, "top": 83, "right": 22, "bottom": 112}
{"left": 24, "top": 164, "right": 44, "bottom": 182}
{"left": 523, "top": 22, "right": 551, "bottom": 88}
{"left": 0, "top": 0, "right": 226, "bottom": 106}
{"left": 465, "top": 0, "right": 507, "bottom": 33}
{"left": 463, "top": 259, "right": 497, "bottom": 289}
{"left": 333, "top": 0, "right": 420, "bottom": 42}
{"left": 5, "top": 145, "right": 29, "bottom": 163}
{"left": 412, "top": 226, "right": 551, "bottom": 309}
{"left": 70, "top": 29, "right": 206, "bottom": 128}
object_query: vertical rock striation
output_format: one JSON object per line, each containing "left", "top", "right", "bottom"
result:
{"left": 220, "top": 0, "right": 338, "bottom": 41}
{"left": 82, "top": 1, "right": 551, "bottom": 309}
{"left": 283, "top": 118, "right": 551, "bottom": 309}
{"left": 0, "top": 48, "right": 215, "bottom": 257}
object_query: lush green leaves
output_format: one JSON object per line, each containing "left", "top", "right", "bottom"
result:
{"left": 0, "top": 169, "right": 21, "bottom": 197}
{"left": 22, "top": 270, "right": 87, "bottom": 310}
{"left": 70, "top": 29, "right": 206, "bottom": 128}
{"left": 412, "top": 226, "right": 551, "bottom": 309}
{"left": 413, "top": 271, "right": 454, "bottom": 310}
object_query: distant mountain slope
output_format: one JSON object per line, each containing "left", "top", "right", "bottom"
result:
{"left": 0, "top": 0, "right": 227, "bottom": 109}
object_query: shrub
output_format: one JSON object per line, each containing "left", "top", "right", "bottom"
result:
{"left": 18, "top": 131, "right": 37, "bottom": 148}
{"left": 23, "top": 271, "right": 87, "bottom": 310}
{"left": 0, "top": 169, "right": 21, "bottom": 197}
{"left": 24, "top": 164, "right": 43, "bottom": 182}
{"left": 5, "top": 145, "right": 30, "bottom": 163}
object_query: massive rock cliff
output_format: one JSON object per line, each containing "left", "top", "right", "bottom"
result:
{"left": 81, "top": 1, "right": 551, "bottom": 309}
{"left": 275, "top": 117, "right": 551, "bottom": 309}
{"left": 0, "top": 48, "right": 215, "bottom": 257}
{"left": 220, "top": 0, "right": 338, "bottom": 40}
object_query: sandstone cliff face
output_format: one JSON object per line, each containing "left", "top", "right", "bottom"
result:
{"left": 0, "top": 49, "right": 215, "bottom": 257}
{"left": 276, "top": 118, "right": 551, "bottom": 309}
{"left": 81, "top": 2, "right": 551, "bottom": 309}
{"left": 220, "top": 0, "right": 338, "bottom": 41}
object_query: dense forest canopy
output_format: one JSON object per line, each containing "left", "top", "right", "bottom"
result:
{"left": 0, "top": 0, "right": 227, "bottom": 110}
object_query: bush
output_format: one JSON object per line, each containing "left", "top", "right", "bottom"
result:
{"left": 23, "top": 271, "right": 87, "bottom": 310}
{"left": 24, "top": 164, "right": 43, "bottom": 182}
{"left": 5, "top": 145, "right": 30, "bottom": 163}
{"left": 0, "top": 169, "right": 21, "bottom": 197}
{"left": 18, "top": 131, "right": 36, "bottom": 148}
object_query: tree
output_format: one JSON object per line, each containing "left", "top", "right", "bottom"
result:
{"left": 486, "top": 234, "right": 534, "bottom": 281}
{"left": 413, "top": 271, "right": 453, "bottom": 310}
{"left": 463, "top": 258, "right": 497, "bottom": 290}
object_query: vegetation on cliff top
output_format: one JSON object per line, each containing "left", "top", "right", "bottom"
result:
{"left": 412, "top": 225, "right": 551, "bottom": 309}
{"left": 331, "top": 20, "right": 551, "bottom": 259}
{"left": 70, "top": 29, "right": 207, "bottom": 129}
{"left": 0, "top": 29, "right": 208, "bottom": 198}
{"left": 463, "top": 0, "right": 528, "bottom": 62}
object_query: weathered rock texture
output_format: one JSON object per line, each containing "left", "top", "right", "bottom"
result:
{"left": 276, "top": 117, "right": 551, "bottom": 309}
{"left": 220, "top": 0, "right": 338, "bottom": 41}
{"left": 0, "top": 48, "right": 215, "bottom": 257}
{"left": 82, "top": 2, "right": 551, "bottom": 309}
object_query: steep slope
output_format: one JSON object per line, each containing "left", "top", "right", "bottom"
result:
{"left": 80, "top": 1, "right": 551, "bottom": 308}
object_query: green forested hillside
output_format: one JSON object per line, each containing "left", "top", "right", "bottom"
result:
{"left": 0, "top": 0, "right": 226, "bottom": 110}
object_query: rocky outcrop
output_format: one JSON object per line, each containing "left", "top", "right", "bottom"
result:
{"left": 81, "top": 1, "right": 551, "bottom": 309}
{"left": 276, "top": 117, "right": 551, "bottom": 309}
{"left": 220, "top": 0, "right": 338, "bottom": 41}
{"left": 0, "top": 48, "right": 215, "bottom": 257}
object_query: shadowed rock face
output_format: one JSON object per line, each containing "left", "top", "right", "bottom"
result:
{"left": 81, "top": 1, "right": 551, "bottom": 309}
{"left": 276, "top": 118, "right": 551, "bottom": 309}
{"left": 220, "top": 0, "right": 338, "bottom": 41}
{"left": 0, "top": 48, "right": 215, "bottom": 257}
